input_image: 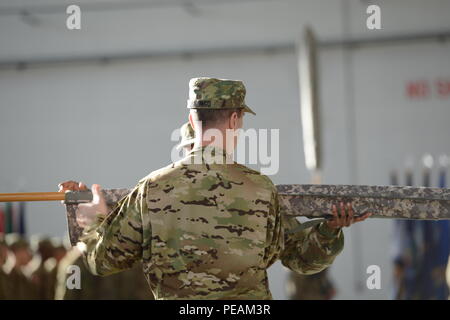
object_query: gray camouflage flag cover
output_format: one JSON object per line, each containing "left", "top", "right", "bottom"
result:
{"left": 65, "top": 183, "right": 450, "bottom": 246}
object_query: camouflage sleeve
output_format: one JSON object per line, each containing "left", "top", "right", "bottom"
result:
{"left": 262, "top": 183, "right": 285, "bottom": 268}
{"left": 278, "top": 193, "right": 344, "bottom": 275}
{"left": 80, "top": 181, "right": 147, "bottom": 276}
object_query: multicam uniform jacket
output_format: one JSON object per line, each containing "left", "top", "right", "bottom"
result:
{"left": 81, "top": 146, "right": 344, "bottom": 299}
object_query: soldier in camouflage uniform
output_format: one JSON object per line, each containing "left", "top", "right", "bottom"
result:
{"left": 176, "top": 119, "right": 338, "bottom": 300}
{"left": 177, "top": 121, "right": 339, "bottom": 300}
{"left": 59, "top": 77, "right": 371, "bottom": 299}
{"left": 30, "top": 237, "right": 56, "bottom": 300}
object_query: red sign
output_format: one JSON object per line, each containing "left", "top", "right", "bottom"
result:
{"left": 436, "top": 79, "right": 450, "bottom": 97}
{"left": 406, "top": 78, "right": 450, "bottom": 99}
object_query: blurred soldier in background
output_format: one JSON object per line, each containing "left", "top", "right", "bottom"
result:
{"left": 447, "top": 259, "right": 450, "bottom": 298}
{"left": 392, "top": 220, "right": 450, "bottom": 299}
{"left": 0, "top": 236, "right": 8, "bottom": 299}
{"left": 286, "top": 269, "right": 336, "bottom": 300}
{"left": 55, "top": 243, "right": 102, "bottom": 300}
{"left": 55, "top": 243, "right": 154, "bottom": 300}
{"left": 1, "top": 233, "right": 154, "bottom": 300}
{"left": 45, "top": 239, "right": 68, "bottom": 299}
{"left": 3, "top": 234, "right": 36, "bottom": 299}
{"left": 54, "top": 121, "right": 194, "bottom": 300}
{"left": 30, "top": 237, "right": 68, "bottom": 300}
{"left": 30, "top": 237, "right": 55, "bottom": 299}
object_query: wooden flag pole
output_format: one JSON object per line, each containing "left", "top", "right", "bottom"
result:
{"left": 0, "top": 192, "right": 65, "bottom": 202}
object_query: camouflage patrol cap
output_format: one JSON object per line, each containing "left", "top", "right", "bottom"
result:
{"left": 187, "top": 77, "right": 256, "bottom": 115}
{"left": 176, "top": 122, "right": 196, "bottom": 150}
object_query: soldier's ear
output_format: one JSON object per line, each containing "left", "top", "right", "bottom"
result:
{"left": 188, "top": 113, "right": 195, "bottom": 131}
{"left": 229, "top": 111, "right": 239, "bottom": 130}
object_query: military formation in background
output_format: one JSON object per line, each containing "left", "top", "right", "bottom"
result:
{"left": 0, "top": 233, "right": 154, "bottom": 300}
{"left": 391, "top": 155, "right": 450, "bottom": 300}
{"left": 285, "top": 270, "right": 336, "bottom": 300}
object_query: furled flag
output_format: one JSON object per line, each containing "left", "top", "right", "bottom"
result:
{"left": 0, "top": 205, "right": 4, "bottom": 235}
{"left": 4, "top": 202, "right": 13, "bottom": 234}
{"left": 18, "top": 202, "right": 26, "bottom": 236}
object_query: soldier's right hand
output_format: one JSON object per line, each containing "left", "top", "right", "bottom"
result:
{"left": 58, "top": 180, "right": 88, "bottom": 193}
{"left": 76, "top": 184, "right": 109, "bottom": 228}
{"left": 57, "top": 181, "right": 108, "bottom": 227}
{"left": 58, "top": 180, "right": 88, "bottom": 205}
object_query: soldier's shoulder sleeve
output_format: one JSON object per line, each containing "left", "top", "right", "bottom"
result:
{"left": 80, "top": 179, "right": 149, "bottom": 276}
{"left": 234, "top": 163, "right": 264, "bottom": 176}
{"left": 234, "top": 164, "right": 278, "bottom": 190}
{"left": 138, "top": 161, "right": 180, "bottom": 184}
{"left": 262, "top": 182, "right": 285, "bottom": 268}
{"left": 278, "top": 193, "right": 344, "bottom": 275}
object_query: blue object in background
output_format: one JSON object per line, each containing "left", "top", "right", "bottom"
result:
{"left": 391, "top": 167, "right": 450, "bottom": 300}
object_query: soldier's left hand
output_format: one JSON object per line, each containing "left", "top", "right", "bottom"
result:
{"left": 326, "top": 202, "right": 372, "bottom": 229}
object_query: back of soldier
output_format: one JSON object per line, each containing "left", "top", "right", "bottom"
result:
{"left": 69, "top": 77, "right": 355, "bottom": 301}
{"left": 143, "top": 149, "right": 277, "bottom": 300}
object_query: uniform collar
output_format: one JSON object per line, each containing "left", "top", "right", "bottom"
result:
{"left": 187, "top": 145, "right": 234, "bottom": 164}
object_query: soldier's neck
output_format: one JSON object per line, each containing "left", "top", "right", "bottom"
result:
{"left": 196, "top": 140, "right": 233, "bottom": 155}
